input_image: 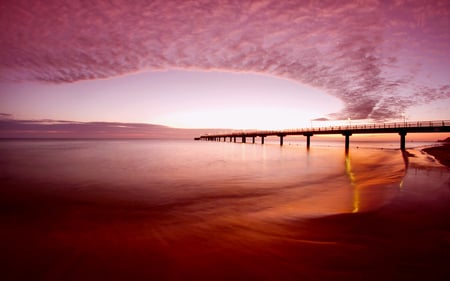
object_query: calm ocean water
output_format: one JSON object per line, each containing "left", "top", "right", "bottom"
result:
{"left": 0, "top": 139, "right": 445, "bottom": 215}
{"left": 1, "top": 139, "right": 449, "bottom": 280}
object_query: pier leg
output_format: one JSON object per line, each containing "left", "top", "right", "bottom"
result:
{"left": 345, "top": 135, "right": 350, "bottom": 151}
{"left": 252, "top": 136, "right": 255, "bottom": 144}
{"left": 233, "top": 137, "right": 236, "bottom": 143}
{"left": 261, "top": 136, "right": 265, "bottom": 144}
{"left": 343, "top": 132, "right": 352, "bottom": 152}
{"left": 399, "top": 131, "right": 407, "bottom": 150}
{"left": 242, "top": 136, "right": 246, "bottom": 143}
{"left": 304, "top": 134, "right": 313, "bottom": 149}
{"left": 279, "top": 135, "right": 284, "bottom": 146}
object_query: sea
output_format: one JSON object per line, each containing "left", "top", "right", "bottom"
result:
{"left": 1, "top": 139, "right": 449, "bottom": 281}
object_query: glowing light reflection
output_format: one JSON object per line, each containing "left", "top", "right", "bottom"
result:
{"left": 345, "top": 154, "right": 360, "bottom": 213}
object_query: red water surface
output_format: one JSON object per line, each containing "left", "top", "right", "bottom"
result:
{"left": 1, "top": 141, "right": 450, "bottom": 280}
{"left": 2, "top": 175, "right": 450, "bottom": 281}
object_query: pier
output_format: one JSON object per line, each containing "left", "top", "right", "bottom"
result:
{"left": 197, "top": 120, "right": 450, "bottom": 151}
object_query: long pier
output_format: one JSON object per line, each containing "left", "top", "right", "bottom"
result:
{"left": 196, "top": 120, "right": 450, "bottom": 151}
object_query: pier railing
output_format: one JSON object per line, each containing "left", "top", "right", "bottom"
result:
{"left": 197, "top": 120, "right": 450, "bottom": 151}
{"left": 225, "top": 120, "right": 450, "bottom": 136}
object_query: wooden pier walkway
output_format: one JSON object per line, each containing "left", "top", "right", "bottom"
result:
{"left": 196, "top": 120, "right": 450, "bottom": 151}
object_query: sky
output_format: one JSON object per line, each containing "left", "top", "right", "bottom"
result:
{"left": 1, "top": 0, "right": 450, "bottom": 137}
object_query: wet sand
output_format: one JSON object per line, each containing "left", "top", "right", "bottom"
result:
{"left": 1, "top": 177, "right": 450, "bottom": 281}
{"left": 423, "top": 143, "right": 450, "bottom": 168}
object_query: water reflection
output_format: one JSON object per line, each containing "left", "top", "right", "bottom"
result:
{"left": 343, "top": 149, "right": 407, "bottom": 213}
{"left": 0, "top": 140, "right": 411, "bottom": 218}
{"left": 344, "top": 153, "right": 359, "bottom": 213}
{"left": 399, "top": 150, "right": 411, "bottom": 189}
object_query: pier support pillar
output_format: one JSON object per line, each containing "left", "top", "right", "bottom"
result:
{"left": 242, "top": 136, "right": 246, "bottom": 143}
{"left": 279, "top": 135, "right": 284, "bottom": 146}
{"left": 303, "top": 133, "right": 313, "bottom": 149}
{"left": 261, "top": 136, "right": 265, "bottom": 144}
{"left": 233, "top": 137, "right": 236, "bottom": 143}
{"left": 343, "top": 132, "right": 352, "bottom": 152}
{"left": 399, "top": 131, "right": 407, "bottom": 150}
{"left": 345, "top": 135, "right": 350, "bottom": 151}
{"left": 252, "top": 136, "right": 255, "bottom": 144}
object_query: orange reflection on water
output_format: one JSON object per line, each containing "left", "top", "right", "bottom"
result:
{"left": 344, "top": 149, "right": 407, "bottom": 213}
{"left": 345, "top": 154, "right": 359, "bottom": 212}
{"left": 239, "top": 148, "right": 409, "bottom": 221}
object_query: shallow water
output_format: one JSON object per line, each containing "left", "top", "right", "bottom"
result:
{"left": 1, "top": 139, "right": 449, "bottom": 280}
{"left": 0, "top": 139, "right": 415, "bottom": 215}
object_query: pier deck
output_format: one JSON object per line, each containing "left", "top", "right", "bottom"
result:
{"left": 197, "top": 120, "right": 450, "bottom": 150}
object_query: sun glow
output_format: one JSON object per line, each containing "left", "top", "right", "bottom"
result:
{"left": 152, "top": 71, "right": 343, "bottom": 130}
{"left": 156, "top": 107, "right": 326, "bottom": 130}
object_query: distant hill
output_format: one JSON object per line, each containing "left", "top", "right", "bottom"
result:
{"left": 0, "top": 117, "right": 229, "bottom": 139}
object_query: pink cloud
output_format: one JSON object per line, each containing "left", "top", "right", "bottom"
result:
{"left": 0, "top": 0, "right": 449, "bottom": 120}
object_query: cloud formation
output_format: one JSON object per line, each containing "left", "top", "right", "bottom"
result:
{"left": 1, "top": 0, "right": 449, "bottom": 120}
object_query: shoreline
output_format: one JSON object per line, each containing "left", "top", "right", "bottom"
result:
{"left": 422, "top": 142, "right": 450, "bottom": 168}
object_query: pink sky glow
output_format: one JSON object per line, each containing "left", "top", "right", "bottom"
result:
{"left": 1, "top": 0, "right": 449, "bottom": 135}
